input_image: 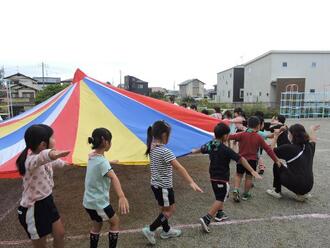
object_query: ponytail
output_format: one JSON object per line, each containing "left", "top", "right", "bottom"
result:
{"left": 145, "top": 126, "right": 153, "bottom": 156}
{"left": 88, "top": 128, "right": 112, "bottom": 149}
{"left": 16, "top": 147, "right": 29, "bottom": 176}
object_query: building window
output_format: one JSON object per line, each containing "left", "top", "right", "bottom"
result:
{"left": 266, "top": 93, "right": 269, "bottom": 96}
{"left": 137, "top": 84, "right": 143, "bottom": 89}
{"left": 246, "top": 92, "right": 249, "bottom": 96}
{"left": 226, "top": 81, "right": 228, "bottom": 85}
{"left": 250, "top": 92, "right": 252, "bottom": 96}
{"left": 239, "top": 89, "right": 244, "bottom": 99}
{"left": 259, "top": 92, "right": 262, "bottom": 96}
{"left": 248, "top": 67, "right": 252, "bottom": 73}
{"left": 228, "top": 91, "right": 231, "bottom": 98}
{"left": 230, "top": 73, "right": 232, "bottom": 78}
{"left": 282, "top": 62, "right": 287, "bottom": 67}
{"left": 312, "top": 62, "right": 317, "bottom": 68}
{"left": 310, "top": 89, "right": 315, "bottom": 93}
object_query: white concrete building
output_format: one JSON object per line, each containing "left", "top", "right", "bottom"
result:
{"left": 179, "top": 79, "right": 205, "bottom": 98}
{"left": 217, "top": 51, "right": 330, "bottom": 105}
{"left": 217, "top": 66, "right": 244, "bottom": 103}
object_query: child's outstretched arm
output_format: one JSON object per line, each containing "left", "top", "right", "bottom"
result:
{"left": 107, "top": 170, "right": 129, "bottom": 215}
{"left": 239, "top": 157, "right": 262, "bottom": 179}
{"left": 171, "top": 159, "right": 203, "bottom": 193}
{"left": 309, "top": 125, "right": 320, "bottom": 143}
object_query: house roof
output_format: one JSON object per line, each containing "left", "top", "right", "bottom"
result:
{"left": 243, "top": 50, "right": 330, "bottom": 66}
{"left": 179, "top": 79, "right": 205, "bottom": 86}
{"left": 12, "top": 81, "right": 43, "bottom": 91}
{"left": 4, "top": 73, "right": 38, "bottom": 82}
{"left": 217, "top": 65, "right": 244, "bottom": 75}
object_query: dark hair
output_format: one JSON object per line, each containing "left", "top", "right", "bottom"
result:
{"left": 288, "top": 124, "right": 309, "bottom": 146}
{"left": 248, "top": 116, "right": 260, "bottom": 128}
{"left": 181, "top": 103, "right": 187, "bottom": 108}
{"left": 214, "top": 106, "right": 221, "bottom": 113}
{"left": 190, "top": 104, "right": 197, "bottom": 110}
{"left": 223, "top": 110, "right": 232, "bottom": 119}
{"left": 88, "top": 128, "right": 112, "bottom": 149}
{"left": 254, "top": 111, "right": 264, "bottom": 118}
{"left": 277, "top": 115, "right": 286, "bottom": 124}
{"left": 201, "top": 109, "right": 209, "bottom": 115}
{"left": 256, "top": 115, "right": 264, "bottom": 126}
{"left": 145, "top": 120, "right": 171, "bottom": 155}
{"left": 16, "top": 124, "right": 54, "bottom": 176}
{"left": 234, "top": 107, "right": 242, "bottom": 115}
{"left": 214, "top": 123, "right": 230, "bottom": 139}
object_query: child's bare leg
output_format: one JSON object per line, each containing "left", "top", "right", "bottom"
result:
{"left": 234, "top": 173, "right": 243, "bottom": 189}
{"left": 52, "top": 218, "right": 65, "bottom": 248}
{"left": 244, "top": 174, "right": 253, "bottom": 193}
{"left": 90, "top": 221, "right": 102, "bottom": 248}
{"left": 108, "top": 214, "right": 120, "bottom": 248}
{"left": 32, "top": 237, "right": 47, "bottom": 248}
{"left": 208, "top": 201, "right": 224, "bottom": 217}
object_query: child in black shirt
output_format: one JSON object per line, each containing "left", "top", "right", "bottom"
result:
{"left": 192, "top": 123, "right": 262, "bottom": 233}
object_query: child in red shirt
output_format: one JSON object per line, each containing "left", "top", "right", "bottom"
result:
{"left": 229, "top": 116, "right": 281, "bottom": 202}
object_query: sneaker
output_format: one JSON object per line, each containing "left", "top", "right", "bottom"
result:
{"left": 199, "top": 217, "right": 210, "bottom": 233}
{"left": 266, "top": 189, "right": 282, "bottom": 199}
{"left": 294, "top": 193, "right": 311, "bottom": 202}
{"left": 242, "top": 192, "right": 252, "bottom": 201}
{"left": 232, "top": 189, "right": 240, "bottom": 202}
{"left": 142, "top": 226, "right": 156, "bottom": 245}
{"left": 160, "top": 228, "right": 182, "bottom": 239}
{"left": 214, "top": 211, "right": 229, "bottom": 222}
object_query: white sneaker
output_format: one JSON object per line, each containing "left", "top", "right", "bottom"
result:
{"left": 294, "top": 193, "right": 312, "bottom": 202}
{"left": 160, "top": 228, "right": 182, "bottom": 239}
{"left": 266, "top": 189, "right": 282, "bottom": 199}
{"left": 142, "top": 226, "right": 156, "bottom": 245}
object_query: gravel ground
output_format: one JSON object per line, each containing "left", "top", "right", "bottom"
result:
{"left": 0, "top": 119, "right": 329, "bottom": 248}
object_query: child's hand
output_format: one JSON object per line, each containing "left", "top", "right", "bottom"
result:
{"left": 50, "top": 150, "right": 70, "bottom": 160}
{"left": 110, "top": 160, "right": 119, "bottom": 165}
{"left": 191, "top": 149, "right": 199, "bottom": 154}
{"left": 118, "top": 196, "right": 129, "bottom": 215}
{"left": 310, "top": 125, "right": 320, "bottom": 132}
{"left": 252, "top": 171, "right": 262, "bottom": 180}
{"left": 189, "top": 182, "right": 203, "bottom": 193}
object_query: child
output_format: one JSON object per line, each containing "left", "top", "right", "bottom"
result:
{"left": 142, "top": 120, "right": 203, "bottom": 245}
{"left": 192, "top": 123, "right": 262, "bottom": 233}
{"left": 229, "top": 116, "right": 281, "bottom": 202}
{"left": 83, "top": 128, "right": 129, "bottom": 248}
{"left": 16, "top": 124, "right": 71, "bottom": 248}
{"left": 211, "top": 106, "right": 222, "bottom": 120}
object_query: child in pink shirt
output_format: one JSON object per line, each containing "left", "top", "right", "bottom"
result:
{"left": 17, "top": 124, "right": 71, "bottom": 248}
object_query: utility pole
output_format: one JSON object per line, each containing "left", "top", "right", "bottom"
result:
{"left": 42, "top": 62, "right": 45, "bottom": 87}
{"left": 119, "top": 70, "right": 122, "bottom": 86}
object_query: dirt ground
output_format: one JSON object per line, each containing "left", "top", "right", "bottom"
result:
{"left": 1, "top": 119, "right": 330, "bottom": 247}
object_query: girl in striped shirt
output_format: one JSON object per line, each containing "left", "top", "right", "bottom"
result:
{"left": 142, "top": 120, "right": 203, "bottom": 245}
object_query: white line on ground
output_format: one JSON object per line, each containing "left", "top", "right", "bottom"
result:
{"left": 1, "top": 213, "right": 329, "bottom": 246}
{"left": 0, "top": 199, "right": 20, "bottom": 223}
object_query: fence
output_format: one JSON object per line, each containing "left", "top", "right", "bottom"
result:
{"left": 280, "top": 91, "right": 330, "bottom": 118}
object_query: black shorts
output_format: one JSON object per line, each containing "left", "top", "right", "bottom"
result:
{"left": 17, "top": 194, "right": 60, "bottom": 240}
{"left": 151, "top": 185, "right": 175, "bottom": 207}
{"left": 211, "top": 181, "right": 230, "bottom": 202}
{"left": 236, "top": 160, "right": 257, "bottom": 175}
{"left": 85, "top": 205, "right": 115, "bottom": 223}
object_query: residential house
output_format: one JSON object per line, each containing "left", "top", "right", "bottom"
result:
{"left": 124, "top": 75, "right": 149, "bottom": 96}
{"left": 179, "top": 79, "right": 205, "bottom": 99}
{"left": 4, "top": 73, "right": 43, "bottom": 116}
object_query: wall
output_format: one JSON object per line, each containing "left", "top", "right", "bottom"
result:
{"left": 217, "top": 68, "right": 234, "bottom": 103}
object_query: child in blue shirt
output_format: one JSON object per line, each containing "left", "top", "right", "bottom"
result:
{"left": 83, "top": 128, "right": 129, "bottom": 248}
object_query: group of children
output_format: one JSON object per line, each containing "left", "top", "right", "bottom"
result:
{"left": 16, "top": 108, "right": 316, "bottom": 247}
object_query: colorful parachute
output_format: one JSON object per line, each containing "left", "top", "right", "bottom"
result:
{"left": 0, "top": 69, "right": 221, "bottom": 178}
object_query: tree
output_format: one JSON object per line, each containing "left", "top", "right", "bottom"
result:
{"left": 149, "top": 91, "right": 165, "bottom": 99}
{"left": 35, "top": 84, "right": 69, "bottom": 104}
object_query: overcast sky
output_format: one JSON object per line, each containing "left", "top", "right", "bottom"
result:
{"left": 1, "top": 0, "right": 329, "bottom": 89}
